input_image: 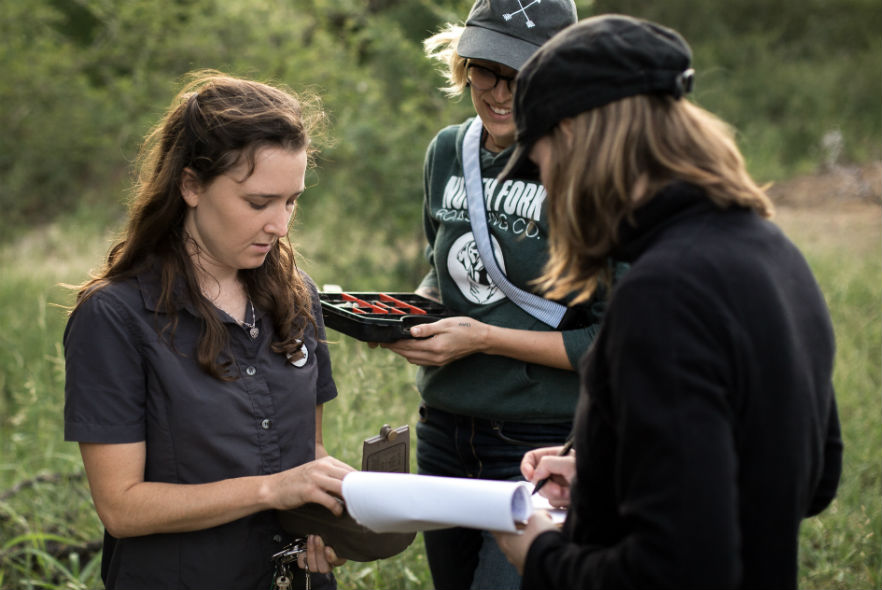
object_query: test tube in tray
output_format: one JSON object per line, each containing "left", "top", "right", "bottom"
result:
{"left": 318, "top": 292, "right": 452, "bottom": 342}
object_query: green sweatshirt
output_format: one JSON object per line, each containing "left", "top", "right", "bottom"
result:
{"left": 416, "top": 118, "right": 605, "bottom": 422}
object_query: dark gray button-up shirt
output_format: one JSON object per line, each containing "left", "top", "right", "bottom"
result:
{"left": 64, "top": 266, "right": 338, "bottom": 589}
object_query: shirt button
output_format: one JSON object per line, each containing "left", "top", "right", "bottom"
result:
{"left": 245, "top": 366, "right": 256, "bottom": 376}
{"left": 261, "top": 418, "right": 272, "bottom": 430}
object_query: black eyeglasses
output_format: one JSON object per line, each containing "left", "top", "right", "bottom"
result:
{"left": 466, "top": 63, "right": 515, "bottom": 92}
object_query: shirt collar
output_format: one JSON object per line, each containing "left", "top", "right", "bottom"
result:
{"left": 137, "top": 260, "right": 270, "bottom": 327}
{"left": 137, "top": 259, "right": 194, "bottom": 316}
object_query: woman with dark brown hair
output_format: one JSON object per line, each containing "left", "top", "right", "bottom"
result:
{"left": 64, "top": 71, "right": 352, "bottom": 589}
{"left": 493, "top": 15, "right": 842, "bottom": 589}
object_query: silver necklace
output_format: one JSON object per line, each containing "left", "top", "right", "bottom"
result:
{"left": 241, "top": 298, "right": 259, "bottom": 339}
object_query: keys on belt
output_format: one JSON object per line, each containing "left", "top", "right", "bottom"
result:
{"left": 272, "top": 538, "right": 310, "bottom": 590}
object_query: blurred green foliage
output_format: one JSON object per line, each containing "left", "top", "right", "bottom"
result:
{"left": 597, "top": 0, "right": 881, "bottom": 178}
{"left": 1, "top": 0, "right": 879, "bottom": 275}
{"left": 0, "top": 0, "right": 472, "bottom": 254}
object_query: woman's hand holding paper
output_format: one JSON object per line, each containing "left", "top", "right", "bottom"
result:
{"left": 492, "top": 511, "right": 559, "bottom": 574}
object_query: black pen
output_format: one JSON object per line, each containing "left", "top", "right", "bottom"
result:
{"left": 531, "top": 437, "right": 574, "bottom": 496}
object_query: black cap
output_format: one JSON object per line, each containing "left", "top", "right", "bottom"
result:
{"left": 456, "top": 0, "right": 577, "bottom": 71}
{"left": 500, "top": 14, "right": 694, "bottom": 180}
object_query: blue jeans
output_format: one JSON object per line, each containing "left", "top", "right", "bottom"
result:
{"left": 416, "top": 404, "right": 571, "bottom": 590}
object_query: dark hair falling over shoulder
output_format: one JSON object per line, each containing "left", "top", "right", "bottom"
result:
{"left": 72, "top": 70, "right": 327, "bottom": 380}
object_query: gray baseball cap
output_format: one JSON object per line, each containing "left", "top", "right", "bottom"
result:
{"left": 456, "top": 0, "right": 578, "bottom": 71}
{"left": 500, "top": 15, "right": 695, "bottom": 181}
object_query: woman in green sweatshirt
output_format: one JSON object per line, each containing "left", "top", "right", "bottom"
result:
{"left": 375, "top": 2, "right": 616, "bottom": 589}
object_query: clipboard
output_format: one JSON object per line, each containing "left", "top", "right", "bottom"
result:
{"left": 362, "top": 424, "right": 409, "bottom": 473}
{"left": 276, "top": 425, "right": 415, "bottom": 562}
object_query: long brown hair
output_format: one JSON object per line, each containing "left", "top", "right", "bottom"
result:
{"left": 73, "top": 70, "right": 327, "bottom": 379}
{"left": 538, "top": 94, "right": 773, "bottom": 303}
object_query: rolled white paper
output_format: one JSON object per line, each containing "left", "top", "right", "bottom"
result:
{"left": 342, "top": 471, "right": 534, "bottom": 533}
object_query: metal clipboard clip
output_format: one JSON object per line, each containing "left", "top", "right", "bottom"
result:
{"left": 362, "top": 424, "right": 410, "bottom": 473}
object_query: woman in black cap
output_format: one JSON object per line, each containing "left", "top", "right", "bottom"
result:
{"left": 371, "top": 1, "right": 618, "bottom": 589}
{"left": 493, "top": 14, "right": 842, "bottom": 589}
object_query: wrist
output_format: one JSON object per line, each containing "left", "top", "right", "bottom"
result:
{"left": 257, "top": 473, "right": 279, "bottom": 510}
{"left": 478, "top": 321, "right": 494, "bottom": 354}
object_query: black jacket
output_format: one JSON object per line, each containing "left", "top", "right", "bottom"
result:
{"left": 523, "top": 183, "right": 842, "bottom": 589}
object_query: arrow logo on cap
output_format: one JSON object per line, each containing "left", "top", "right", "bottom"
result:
{"left": 503, "top": 0, "right": 540, "bottom": 28}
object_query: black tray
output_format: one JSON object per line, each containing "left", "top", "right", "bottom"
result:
{"left": 319, "top": 292, "right": 452, "bottom": 342}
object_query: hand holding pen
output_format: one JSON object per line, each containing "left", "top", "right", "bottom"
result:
{"left": 521, "top": 439, "right": 576, "bottom": 508}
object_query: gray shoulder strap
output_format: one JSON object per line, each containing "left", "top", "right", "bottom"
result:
{"left": 463, "top": 116, "right": 566, "bottom": 328}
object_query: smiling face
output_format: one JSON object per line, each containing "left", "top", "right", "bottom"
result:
{"left": 180, "top": 145, "right": 307, "bottom": 283}
{"left": 468, "top": 59, "right": 518, "bottom": 152}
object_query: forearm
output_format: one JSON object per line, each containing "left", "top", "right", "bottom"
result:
{"left": 387, "top": 317, "right": 575, "bottom": 369}
{"left": 480, "top": 324, "right": 573, "bottom": 370}
{"left": 96, "top": 475, "right": 275, "bottom": 538}
{"left": 315, "top": 404, "right": 329, "bottom": 458}
{"left": 81, "top": 437, "right": 351, "bottom": 540}
{"left": 414, "top": 282, "right": 574, "bottom": 370}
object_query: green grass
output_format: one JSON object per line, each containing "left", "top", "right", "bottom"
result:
{"left": 0, "top": 200, "right": 879, "bottom": 589}
{"left": 791, "top": 243, "right": 882, "bottom": 590}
